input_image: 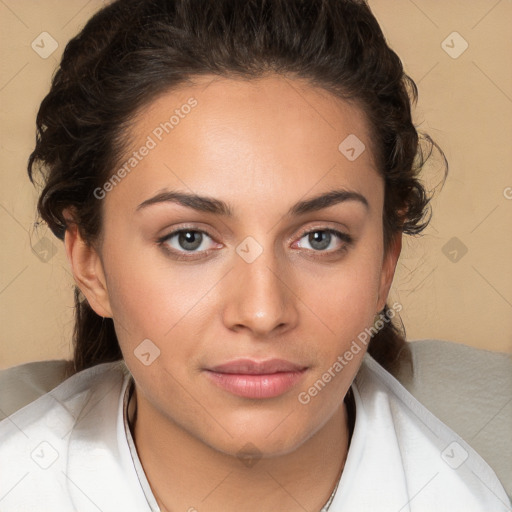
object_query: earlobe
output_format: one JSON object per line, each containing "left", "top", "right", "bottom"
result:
{"left": 376, "top": 233, "right": 402, "bottom": 312}
{"left": 63, "top": 209, "right": 113, "bottom": 318}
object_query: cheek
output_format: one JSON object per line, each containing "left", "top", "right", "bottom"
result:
{"left": 103, "top": 256, "right": 215, "bottom": 405}
{"left": 102, "top": 238, "right": 228, "bottom": 379}
{"left": 105, "top": 255, "right": 212, "bottom": 339}
{"left": 297, "top": 247, "right": 383, "bottom": 344}
{"left": 290, "top": 247, "right": 383, "bottom": 417}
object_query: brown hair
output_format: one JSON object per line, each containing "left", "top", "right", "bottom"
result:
{"left": 27, "top": 0, "right": 446, "bottom": 376}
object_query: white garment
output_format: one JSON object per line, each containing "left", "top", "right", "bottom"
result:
{"left": 0, "top": 354, "right": 509, "bottom": 512}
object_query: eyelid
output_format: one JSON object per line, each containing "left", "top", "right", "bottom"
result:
{"left": 295, "top": 224, "right": 352, "bottom": 241}
{"left": 156, "top": 226, "right": 220, "bottom": 258}
{"left": 292, "top": 227, "right": 353, "bottom": 253}
{"left": 157, "top": 223, "right": 219, "bottom": 243}
{"left": 157, "top": 223, "right": 354, "bottom": 259}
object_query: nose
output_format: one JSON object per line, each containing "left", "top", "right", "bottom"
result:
{"left": 222, "top": 248, "right": 299, "bottom": 338}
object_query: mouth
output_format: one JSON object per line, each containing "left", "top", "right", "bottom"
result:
{"left": 203, "top": 358, "right": 309, "bottom": 399}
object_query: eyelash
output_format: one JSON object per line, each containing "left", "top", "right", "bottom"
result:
{"left": 157, "top": 226, "right": 354, "bottom": 261}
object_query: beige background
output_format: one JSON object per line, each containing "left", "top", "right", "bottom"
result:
{"left": 0, "top": 0, "right": 511, "bottom": 369}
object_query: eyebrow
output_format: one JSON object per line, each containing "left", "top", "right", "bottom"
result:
{"left": 135, "top": 188, "right": 369, "bottom": 216}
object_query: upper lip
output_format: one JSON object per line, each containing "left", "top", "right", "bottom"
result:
{"left": 207, "top": 358, "right": 307, "bottom": 375}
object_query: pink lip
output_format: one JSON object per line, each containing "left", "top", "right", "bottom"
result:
{"left": 204, "top": 359, "right": 308, "bottom": 399}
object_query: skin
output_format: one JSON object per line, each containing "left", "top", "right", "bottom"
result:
{"left": 64, "top": 74, "right": 401, "bottom": 511}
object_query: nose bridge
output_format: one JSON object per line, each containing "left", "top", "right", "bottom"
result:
{"left": 224, "top": 237, "right": 298, "bottom": 335}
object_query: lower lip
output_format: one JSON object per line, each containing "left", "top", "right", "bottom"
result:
{"left": 204, "top": 370, "right": 307, "bottom": 399}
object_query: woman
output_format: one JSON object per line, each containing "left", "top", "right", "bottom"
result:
{"left": 0, "top": 0, "right": 509, "bottom": 510}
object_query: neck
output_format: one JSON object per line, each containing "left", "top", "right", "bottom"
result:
{"left": 130, "top": 389, "right": 351, "bottom": 512}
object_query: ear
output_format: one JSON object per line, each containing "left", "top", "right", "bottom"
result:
{"left": 63, "top": 208, "right": 113, "bottom": 318}
{"left": 376, "top": 232, "right": 402, "bottom": 312}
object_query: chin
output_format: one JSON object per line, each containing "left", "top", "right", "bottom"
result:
{"left": 196, "top": 410, "right": 329, "bottom": 461}
{"left": 207, "top": 432, "right": 309, "bottom": 461}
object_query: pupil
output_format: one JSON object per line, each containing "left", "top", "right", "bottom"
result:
{"left": 309, "top": 231, "right": 330, "bottom": 250}
{"left": 179, "top": 231, "right": 202, "bottom": 251}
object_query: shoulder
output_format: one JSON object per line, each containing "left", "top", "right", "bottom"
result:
{"left": 0, "top": 360, "right": 128, "bottom": 429}
{"left": 0, "top": 361, "right": 131, "bottom": 511}
{"left": 353, "top": 349, "right": 511, "bottom": 510}
{"left": 0, "top": 359, "right": 70, "bottom": 416}
{"left": 398, "top": 339, "right": 512, "bottom": 498}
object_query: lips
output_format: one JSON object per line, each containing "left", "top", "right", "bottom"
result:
{"left": 204, "top": 358, "right": 308, "bottom": 399}
{"left": 208, "top": 358, "right": 307, "bottom": 375}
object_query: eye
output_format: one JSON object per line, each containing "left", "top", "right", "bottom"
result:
{"left": 158, "top": 228, "right": 218, "bottom": 257}
{"left": 157, "top": 226, "right": 353, "bottom": 261}
{"left": 294, "top": 228, "right": 353, "bottom": 253}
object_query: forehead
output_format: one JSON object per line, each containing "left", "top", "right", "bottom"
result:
{"left": 106, "top": 74, "right": 382, "bottom": 215}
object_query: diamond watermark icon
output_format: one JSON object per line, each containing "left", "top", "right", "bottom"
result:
{"left": 134, "top": 338, "right": 161, "bottom": 366}
{"left": 31, "top": 32, "right": 58, "bottom": 59}
{"left": 338, "top": 134, "right": 365, "bottom": 161}
{"left": 32, "top": 236, "right": 57, "bottom": 263}
{"left": 441, "top": 237, "right": 468, "bottom": 263}
{"left": 31, "top": 441, "right": 59, "bottom": 469}
{"left": 236, "top": 236, "right": 263, "bottom": 263}
{"left": 441, "top": 441, "right": 468, "bottom": 469}
{"left": 441, "top": 32, "right": 468, "bottom": 59}
{"left": 236, "top": 442, "right": 263, "bottom": 468}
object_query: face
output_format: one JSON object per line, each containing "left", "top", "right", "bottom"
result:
{"left": 69, "top": 75, "right": 400, "bottom": 457}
